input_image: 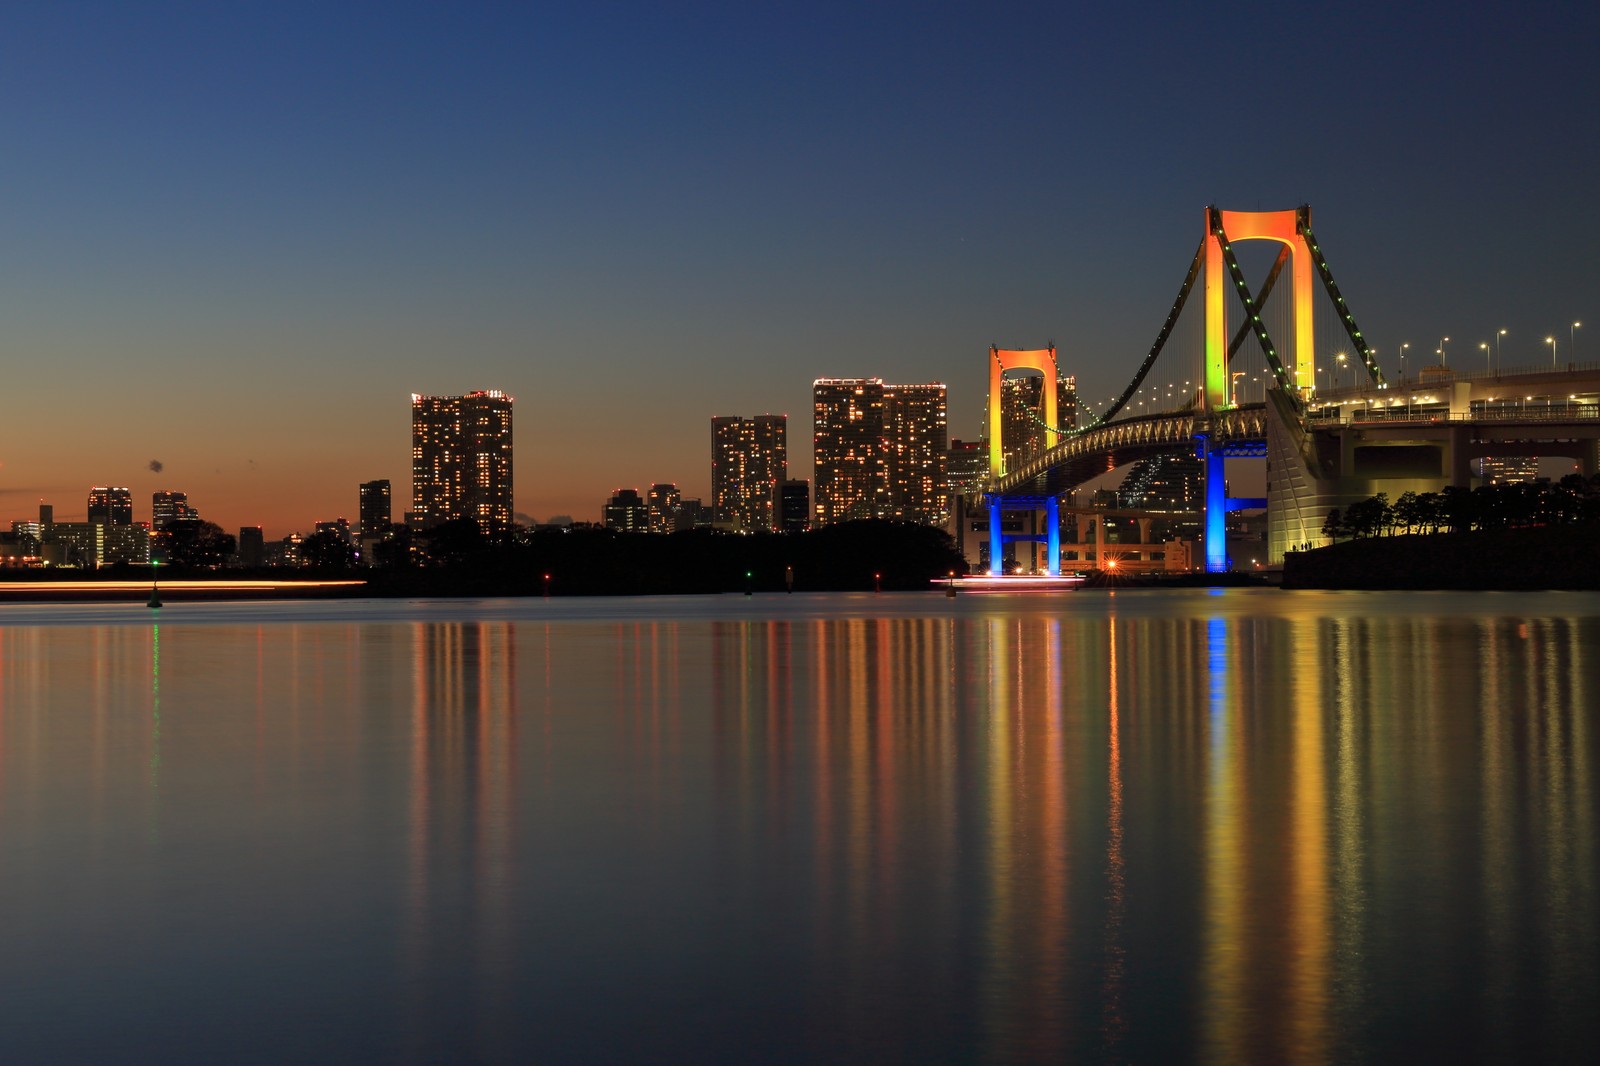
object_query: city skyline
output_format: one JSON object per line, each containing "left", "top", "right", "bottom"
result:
{"left": 1, "top": 5, "right": 1595, "bottom": 535}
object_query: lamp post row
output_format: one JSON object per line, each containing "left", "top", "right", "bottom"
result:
{"left": 1393, "top": 323, "right": 1581, "bottom": 379}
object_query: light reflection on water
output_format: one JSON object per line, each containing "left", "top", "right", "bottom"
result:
{"left": 0, "top": 591, "right": 1596, "bottom": 1063}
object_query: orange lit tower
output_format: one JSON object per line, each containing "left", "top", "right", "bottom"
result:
{"left": 985, "top": 347, "right": 1064, "bottom": 575}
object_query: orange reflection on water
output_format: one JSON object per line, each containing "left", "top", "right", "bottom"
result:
{"left": 0, "top": 599, "right": 1595, "bottom": 1060}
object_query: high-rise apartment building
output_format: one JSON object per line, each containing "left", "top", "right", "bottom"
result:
{"left": 813, "top": 378, "right": 950, "bottom": 527}
{"left": 359, "top": 479, "right": 392, "bottom": 535}
{"left": 812, "top": 378, "right": 887, "bottom": 525}
{"left": 87, "top": 486, "right": 134, "bottom": 526}
{"left": 647, "top": 483, "right": 681, "bottom": 534}
{"left": 151, "top": 491, "right": 192, "bottom": 530}
{"left": 411, "top": 391, "right": 513, "bottom": 533}
{"left": 999, "top": 373, "right": 1078, "bottom": 472}
{"left": 711, "top": 415, "right": 787, "bottom": 532}
{"left": 883, "top": 383, "right": 948, "bottom": 526}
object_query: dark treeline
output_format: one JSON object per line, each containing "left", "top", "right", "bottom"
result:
{"left": 355, "top": 519, "right": 966, "bottom": 596}
{"left": 1321, "top": 473, "right": 1600, "bottom": 541}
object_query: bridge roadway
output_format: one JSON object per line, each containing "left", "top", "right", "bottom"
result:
{"left": 991, "top": 402, "right": 1268, "bottom": 498}
{"left": 992, "top": 359, "right": 1600, "bottom": 501}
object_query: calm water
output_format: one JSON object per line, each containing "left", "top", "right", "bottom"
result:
{"left": 0, "top": 590, "right": 1595, "bottom": 1064}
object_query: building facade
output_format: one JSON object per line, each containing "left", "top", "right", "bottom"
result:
{"left": 101, "top": 525, "right": 150, "bottom": 565}
{"left": 813, "top": 378, "right": 950, "bottom": 527}
{"left": 152, "top": 491, "right": 192, "bottom": 530}
{"left": 998, "top": 373, "right": 1078, "bottom": 473}
{"left": 812, "top": 378, "right": 887, "bottom": 525}
{"left": 411, "top": 390, "right": 514, "bottom": 533}
{"left": 1477, "top": 456, "right": 1540, "bottom": 484}
{"left": 604, "top": 488, "right": 649, "bottom": 532}
{"left": 359, "top": 479, "right": 392, "bottom": 535}
{"left": 774, "top": 479, "right": 811, "bottom": 533}
{"left": 237, "top": 526, "right": 266, "bottom": 567}
{"left": 883, "top": 383, "right": 948, "bottom": 526}
{"left": 711, "top": 415, "right": 787, "bottom": 532}
{"left": 88, "top": 486, "right": 134, "bottom": 527}
{"left": 647, "top": 483, "right": 680, "bottom": 533}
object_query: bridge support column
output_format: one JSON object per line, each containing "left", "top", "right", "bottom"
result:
{"left": 1203, "top": 436, "right": 1227, "bottom": 573}
{"left": 988, "top": 499, "right": 1004, "bottom": 576}
{"left": 985, "top": 494, "right": 1061, "bottom": 576}
{"left": 1045, "top": 496, "right": 1060, "bottom": 576}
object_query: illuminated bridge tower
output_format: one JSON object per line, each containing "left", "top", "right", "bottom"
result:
{"left": 1197, "top": 207, "right": 1316, "bottom": 572}
{"left": 985, "top": 345, "right": 1062, "bottom": 576}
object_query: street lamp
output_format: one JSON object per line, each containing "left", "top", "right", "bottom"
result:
{"left": 1336, "top": 351, "right": 1347, "bottom": 389}
{"left": 1438, "top": 336, "right": 1450, "bottom": 366}
{"left": 1400, "top": 342, "right": 1410, "bottom": 379}
{"left": 1480, "top": 341, "right": 1490, "bottom": 373}
{"left": 1574, "top": 321, "right": 1582, "bottom": 360}
{"left": 1547, "top": 336, "right": 1557, "bottom": 366}
{"left": 1231, "top": 370, "right": 1245, "bottom": 406}
{"left": 1496, "top": 329, "right": 1506, "bottom": 373}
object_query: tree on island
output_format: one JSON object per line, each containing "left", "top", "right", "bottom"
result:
{"left": 361, "top": 519, "right": 966, "bottom": 596}
{"left": 157, "top": 519, "right": 236, "bottom": 569}
{"left": 1318, "top": 473, "right": 1600, "bottom": 544}
{"left": 299, "top": 530, "right": 356, "bottom": 570}
{"left": 421, "top": 518, "right": 489, "bottom": 567}
{"left": 1321, "top": 508, "right": 1344, "bottom": 543}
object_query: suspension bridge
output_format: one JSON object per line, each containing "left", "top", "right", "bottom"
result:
{"left": 983, "top": 205, "right": 1600, "bottom": 575}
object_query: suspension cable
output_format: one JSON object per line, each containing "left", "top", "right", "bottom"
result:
{"left": 1297, "top": 206, "right": 1386, "bottom": 387}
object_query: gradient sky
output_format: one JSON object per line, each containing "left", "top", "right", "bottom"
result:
{"left": 3, "top": 2, "right": 1597, "bottom": 536}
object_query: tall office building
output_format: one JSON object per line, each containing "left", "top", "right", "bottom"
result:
{"left": 711, "top": 415, "right": 787, "bottom": 532}
{"left": 238, "top": 526, "right": 266, "bottom": 567}
{"left": 947, "top": 439, "right": 988, "bottom": 496}
{"left": 603, "top": 488, "right": 649, "bottom": 532}
{"left": 152, "top": 491, "right": 192, "bottom": 530}
{"left": 647, "top": 483, "right": 681, "bottom": 534}
{"left": 1478, "top": 456, "right": 1539, "bottom": 484}
{"left": 87, "top": 486, "right": 134, "bottom": 526}
{"left": 411, "top": 391, "right": 514, "bottom": 533}
{"left": 359, "top": 479, "right": 392, "bottom": 535}
{"left": 1120, "top": 453, "right": 1203, "bottom": 511}
{"left": 812, "top": 378, "right": 887, "bottom": 525}
{"left": 671, "top": 497, "right": 711, "bottom": 532}
{"left": 813, "top": 378, "right": 950, "bottom": 527}
{"left": 774, "top": 479, "right": 811, "bottom": 533}
{"left": 999, "top": 373, "right": 1078, "bottom": 472}
{"left": 883, "top": 383, "right": 949, "bottom": 526}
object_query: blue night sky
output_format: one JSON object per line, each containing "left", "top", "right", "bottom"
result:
{"left": 2, "top": 1, "right": 1596, "bottom": 534}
